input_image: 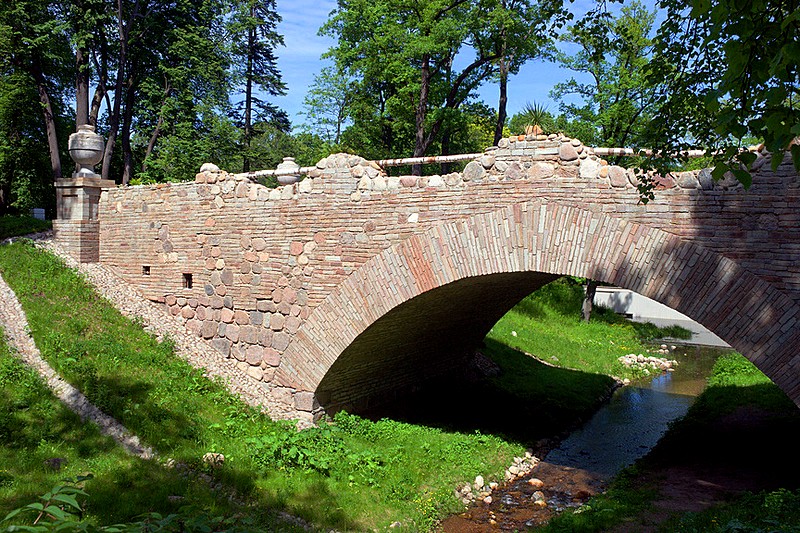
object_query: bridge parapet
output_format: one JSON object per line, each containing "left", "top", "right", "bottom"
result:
{"left": 195, "top": 134, "right": 766, "bottom": 207}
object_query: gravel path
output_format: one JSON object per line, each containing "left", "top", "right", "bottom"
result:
{"left": 36, "top": 238, "right": 298, "bottom": 422}
{"left": 0, "top": 268, "right": 153, "bottom": 459}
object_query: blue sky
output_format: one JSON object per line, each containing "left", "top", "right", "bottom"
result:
{"left": 271, "top": 0, "right": 649, "bottom": 134}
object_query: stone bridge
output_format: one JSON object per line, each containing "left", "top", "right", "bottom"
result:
{"left": 54, "top": 134, "right": 800, "bottom": 423}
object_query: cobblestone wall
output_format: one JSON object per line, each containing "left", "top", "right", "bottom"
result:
{"left": 94, "top": 135, "right": 800, "bottom": 419}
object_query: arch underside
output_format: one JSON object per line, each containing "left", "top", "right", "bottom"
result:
{"left": 315, "top": 271, "right": 558, "bottom": 412}
{"left": 280, "top": 200, "right": 800, "bottom": 412}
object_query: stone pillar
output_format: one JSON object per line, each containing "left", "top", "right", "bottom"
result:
{"left": 53, "top": 178, "right": 115, "bottom": 262}
{"left": 53, "top": 125, "right": 115, "bottom": 263}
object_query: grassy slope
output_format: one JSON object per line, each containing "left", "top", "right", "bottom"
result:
{"left": 488, "top": 278, "right": 688, "bottom": 380}
{"left": 0, "top": 244, "right": 693, "bottom": 531}
{"left": 0, "top": 328, "right": 276, "bottom": 528}
{"left": 0, "top": 216, "right": 51, "bottom": 240}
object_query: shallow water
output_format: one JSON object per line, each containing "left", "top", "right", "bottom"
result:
{"left": 545, "top": 346, "right": 721, "bottom": 477}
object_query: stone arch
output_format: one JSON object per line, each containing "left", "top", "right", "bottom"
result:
{"left": 277, "top": 200, "right": 800, "bottom": 412}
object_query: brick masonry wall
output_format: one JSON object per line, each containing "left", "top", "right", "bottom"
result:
{"left": 94, "top": 135, "right": 800, "bottom": 419}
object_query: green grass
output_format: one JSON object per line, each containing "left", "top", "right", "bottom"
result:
{"left": 488, "top": 278, "right": 690, "bottom": 381}
{"left": 668, "top": 488, "right": 800, "bottom": 532}
{"left": 0, "top": 325, "right": 292, "bottom": 530}
{"left": 0, "top": 215, "right": 51, "bottom": 240}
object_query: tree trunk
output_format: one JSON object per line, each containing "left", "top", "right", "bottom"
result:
{"left": 31, "top": 61, "right": 62, "bottom": 182}
{"left": 412, "top": 53, "right": 431, "bottom": 176}
{"left": 242, "top": 13, "right": 256, "bottom": 173}
{"left": 440, "top": 129, "right": 451, "bottom": 174}
{"left": 76, "top": 46, "right": 90, "bottom": 128}
{"left": 120, "top": 82, "right": 136, "bottom": 185}
{"left": 142, "top": 114, "right": 163, "bottom": 172}
{"left": 101, "top": 0, "right": 129, "bottom": 182}
{"left": 493, "top": 56, "right": 508, "bottom": 146}
{"left": 142, "top": 83, "right": 171, "bottom": 172}
{"left": 582, "top": 279, "right": 598, "bottom": 323}
{"left": 89, "top": 83, "right": 105, "bottom": 127}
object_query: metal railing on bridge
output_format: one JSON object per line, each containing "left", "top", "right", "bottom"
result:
{"left": 233, "top": 144, "right": 762, "bottom": 181}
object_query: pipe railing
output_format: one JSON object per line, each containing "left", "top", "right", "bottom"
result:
{"left": 232, "top": 144, "right": 763, "bottom": 181}
{"left": 234, "top": 166, "right": 318, "bottom": 180}
{"left": 374, "top": 153, "right": 483, "bottom": 167}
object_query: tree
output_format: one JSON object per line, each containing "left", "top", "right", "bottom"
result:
{"left": 0, "top": 73, "right": 61, "bottom": 214}
{"left": 643, "top": 0, "right": 799, "bottom": 195}
{"left": 0, "top": 0, "right": 72, "bottom": 184}
{"left": 229, "top": 0, "right": 286, "bottom": 172}
{"left": 472, "top": 0, "right": 569, "bottom": 146}
{"left": 300, "top": 65, "right": 352, "bottom": 145}
{"left": 550, "top": 1, "right": 660, "bottom": 150}
{"left": 131, "top": 0, "right": 232, "bottom": 182}
{"left": 322, "top": 0, "right": 504, "bottom": 173}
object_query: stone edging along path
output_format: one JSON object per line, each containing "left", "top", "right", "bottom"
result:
{"left": 0, "top": 268, "right": 153, "bottom": 459}
{"left": 35, "top": 237, "right": 301, "bottom": 424}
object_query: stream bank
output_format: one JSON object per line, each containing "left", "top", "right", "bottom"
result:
{"left": 440, "top": 345, "right": 725, "bottom": 532}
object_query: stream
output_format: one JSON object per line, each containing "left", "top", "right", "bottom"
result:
{"left": 440, "top": 345, "right": 725, "bottom": 532}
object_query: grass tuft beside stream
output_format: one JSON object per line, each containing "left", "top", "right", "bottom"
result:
{"left": 488, "top": 277, "right": 689, "bottom": 380}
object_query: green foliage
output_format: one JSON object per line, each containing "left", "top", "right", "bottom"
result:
{"left": 519, "top": 101, "right": 551, "bottom": 133}
{"left": 1, "top": 477, "right": 283, "bottom": 532}
{"left": 488, "top": 278, "right": 688, "bottom": 380}
{"left": 300, "top": 66, "right": 352, "bottom": 145}
{"left": 0, "top": 217, "right": 51, "bottom": 239}
{"left": 249, "top": 422, "right": 343, "bottom": 474}
{"left": 707, "top": 353, "right": 769, "bottom": 388}
{"left": 551, "top": 1, "right": 659, "bottom": 152}
{"left": 668, "top": 489, "right": 800, "bottom": 532}
{"left": 645, "top": 0, "right": 800, "bottom": 193}
{"left": 0, "top": 0, "right": 71, "bottom": 213}
{"left": 319, "top": 0, "right": 568, "bottom": 161}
